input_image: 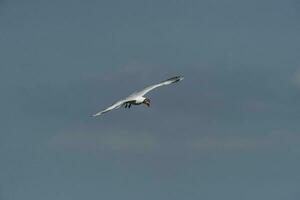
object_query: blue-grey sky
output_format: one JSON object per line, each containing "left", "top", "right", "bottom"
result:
{"left": 1, "top": 0, "right": 300, "bottom": 199}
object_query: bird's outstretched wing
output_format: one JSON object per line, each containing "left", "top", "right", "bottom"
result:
{"left": 92, "top": 75, "right": 184, "bottom": 117}
{"left": 130, "top": 76, "right": 184, "bottom": 97}
{"left": 92, "top": 99, "right": 127, "bottom": 117}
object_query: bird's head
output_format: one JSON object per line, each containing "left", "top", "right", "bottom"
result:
{"left": 143, "top": 98, "right": 150, "bottom": 107}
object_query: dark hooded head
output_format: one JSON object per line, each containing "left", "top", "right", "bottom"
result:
{"left": 143, "top": 98, "right": 150, "bottom": 107}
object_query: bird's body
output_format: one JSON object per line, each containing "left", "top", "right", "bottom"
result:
{"left": 92, "top": 75, "right": 184, "bottom": 117}
{"left": 127, "top": 96, "right": 146, "bottom": 105}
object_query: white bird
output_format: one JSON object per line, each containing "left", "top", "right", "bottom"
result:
{"left": 92, "top": 75, "right": 184, "bottom": 117}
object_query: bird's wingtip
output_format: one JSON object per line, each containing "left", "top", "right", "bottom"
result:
{"left": 165, "top": 75, "right": 184, "bottom": 83}
{"left": 91, "top": 113, "right": 101, "bottom": 117}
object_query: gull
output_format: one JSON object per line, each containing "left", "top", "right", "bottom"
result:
{"left": 92, "top": 75, "right": 184, "bottom": 117}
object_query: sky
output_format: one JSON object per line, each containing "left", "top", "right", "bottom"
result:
{"left": 1, "top": 0, "right": 300, "bottom": 199}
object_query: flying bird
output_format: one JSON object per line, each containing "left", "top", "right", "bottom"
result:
{"left": 92, "top": 75, "right": 184, "bottom": 117}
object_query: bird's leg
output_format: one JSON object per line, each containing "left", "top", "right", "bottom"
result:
{"left": 128, "top": 103, "right": 131, "bottom": 108}
{"left": 125, "top": 103, "right": 128, "bottom": 108}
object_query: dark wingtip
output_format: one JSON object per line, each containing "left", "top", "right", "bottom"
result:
{"left": 164, "top": 75, "right": 184, "bottom": 83}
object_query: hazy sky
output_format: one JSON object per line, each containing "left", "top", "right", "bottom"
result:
{"left": 1, "top": 0, "right": 300, "bottom": 199}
